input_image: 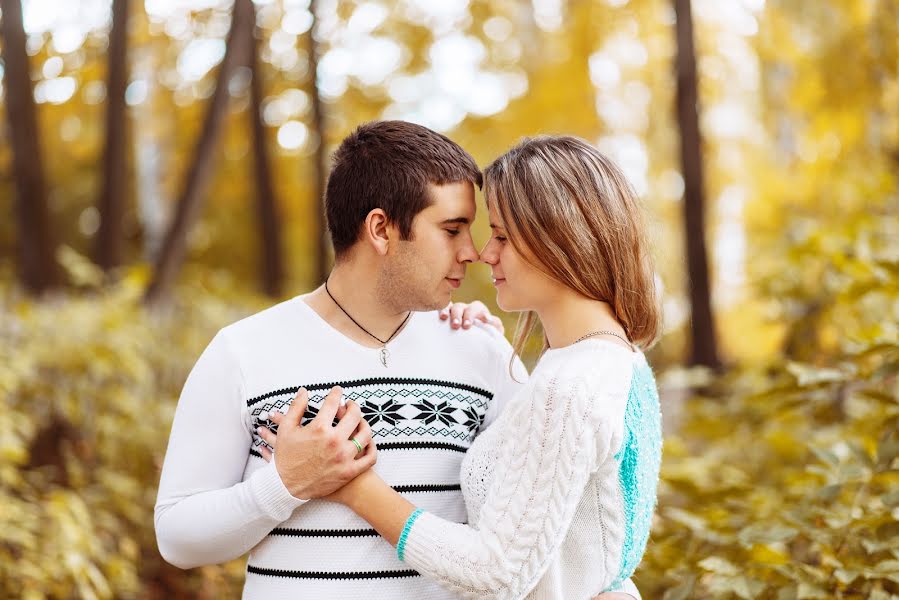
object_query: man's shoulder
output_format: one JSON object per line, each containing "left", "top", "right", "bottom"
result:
{"left": 416, "top": 310, "right": 511, "bottom": 349}
{"left": 219, "top": 295, "right": 307, "bottom": 343}
{"left": 412, "top": 310, "right": 515, "bottom": 370}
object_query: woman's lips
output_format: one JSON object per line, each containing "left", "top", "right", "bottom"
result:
{"left": 492, "top": 277, "right": 505, "bottom": 286}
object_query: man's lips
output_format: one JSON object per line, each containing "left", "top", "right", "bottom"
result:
{"left": 446, "top": 277, "right": 462, "bottom": 289}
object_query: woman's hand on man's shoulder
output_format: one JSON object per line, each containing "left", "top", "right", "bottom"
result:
{"left": 439, "top": 300, "right": 504, "bottom": 335}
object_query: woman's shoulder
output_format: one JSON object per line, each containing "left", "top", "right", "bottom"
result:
{"left": 533, "top": 339, "right": 643, "bottom": 405}
{"left": 538, "top": 338, "right": 642, "bottom": 377}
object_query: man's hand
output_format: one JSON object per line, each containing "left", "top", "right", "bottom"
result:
{"left": 439, "top": 300, "right": 504, "bottom": 334}
{"left": 256, "top": 386, "right": 376, "bottom": 500}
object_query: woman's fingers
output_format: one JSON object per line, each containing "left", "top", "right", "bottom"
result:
{"left": 488, "top": 315, "right": 505, "bottom": 334}
{"left": 461, "top": 301, "right": 491, "bottom": 329}
{"left": 449, "top": 302, "right": 466, "bottom": 328}
{"left": 257, "top": 424, "right": 277, "bottom": 462}
{"left": 442, "top": 301, "right": 503, "bottom": 333}
{"left": 258, "top": 424, "right": 277, "bottom": 446}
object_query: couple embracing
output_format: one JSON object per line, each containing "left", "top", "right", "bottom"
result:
{"left": 155, "top": 120, "right": 662, "bottom": 600}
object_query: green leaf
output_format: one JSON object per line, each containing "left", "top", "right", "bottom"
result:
{"left": 833, "top": 568, "right": 860, "bottom": 585}
{"left": 706, "top": 574, "right": 766, "bottom": 600}
{"left": 697, "top": 556, "right": 740, "bottom": 576}
{"left": 796, "top": 582, "right": 829, "bottom": 599}
{"left": 786, "top": 361, "right": 852, "bottom": 386}
{"left": 662, "top": 579, "right": 694, "bottom": 600}
{"left": 882, "top": 488, "right": 899, "bottom": 506}
{"left": 737, "top": 523, "right": 799, "bottom": 546}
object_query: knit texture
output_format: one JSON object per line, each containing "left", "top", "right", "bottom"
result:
{"left": 155, "top": 295, "right": 525, "bottom": 599}
{"left": 612, "top": 363, "right": 662, "bottom": 587}
{"left": 397, "top": 508, "right": 425, "bottom": 561}
{"left": 401, "top": 340, "right": 662, "bottom": 599}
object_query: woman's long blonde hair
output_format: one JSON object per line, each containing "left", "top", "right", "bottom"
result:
{"left": 483, "top": 135, "right": 662, "bottom": 361}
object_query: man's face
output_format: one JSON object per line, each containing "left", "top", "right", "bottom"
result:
{"left": 378, "top": 181, "right": 479, "bottom": 311}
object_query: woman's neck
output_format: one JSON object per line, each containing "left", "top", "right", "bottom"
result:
{"left": 536, "top": 290, "right": 628, "bottom": 350}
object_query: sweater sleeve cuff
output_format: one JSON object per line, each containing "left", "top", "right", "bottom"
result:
{"left": 397, "top": 510, "right": 447, "bottom": 569}
{"left": 396, "top": 508, "right": 425, "bottom": 561}
{"left": 250, "top": 461, "right": 307, "bottom": 521}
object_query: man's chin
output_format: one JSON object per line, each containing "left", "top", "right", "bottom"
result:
{"left": 425, "top": 296, "right": 452, "bottom": 312}
{"left": 397, "top": 293, "right": 449, "bottom": 313}
{"left": 418, "top": 290, "right": 452, "bottom": 312}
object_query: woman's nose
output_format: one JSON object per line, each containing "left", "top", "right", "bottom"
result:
{"left": 479, "top": 240, "right": 497, "bottom": 264}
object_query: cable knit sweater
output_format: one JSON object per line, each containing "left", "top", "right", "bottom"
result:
{"left": 397, "top": 339, "right": 662, "bottom": 599}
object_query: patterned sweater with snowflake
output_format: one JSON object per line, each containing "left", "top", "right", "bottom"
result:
{"left": 398, "top": 338, "right": 663, "bottom": 599}
{"left": 154, "top": 295, "right": 532, "bottom": 599}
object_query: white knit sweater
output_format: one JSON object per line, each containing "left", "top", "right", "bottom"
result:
{"left": 399, "top": 339, "right": 662, "bottom": 599}
{"left": 155, "top": 297, "right": 523, "bottom": 599}
{"left": 155, "top": 295, "right": 643, "bottom": 599}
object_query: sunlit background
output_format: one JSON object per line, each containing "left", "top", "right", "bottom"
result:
{"left": 2, "top": 0, "right": 898, "bottom": 597}
{"left": 4, "top": 0, "right": 772, "bottom": 345}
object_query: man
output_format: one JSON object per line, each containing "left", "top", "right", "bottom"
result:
{"left": 155, "top": 121, "right": 640, "bottom": 598}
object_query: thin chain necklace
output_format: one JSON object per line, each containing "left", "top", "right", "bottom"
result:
{"left": 325, "top": 279, "right": 412, "bottom": 368}
{"left": 574, "top": 329, "right": 635, "bottom": 351}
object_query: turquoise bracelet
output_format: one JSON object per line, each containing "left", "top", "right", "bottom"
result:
{"left": 396, "top": 508, "right": 425, "bottom": 562}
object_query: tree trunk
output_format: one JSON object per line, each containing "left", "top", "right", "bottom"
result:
{"left": 143, "top": 0, "right": 254, "bottom": 305}
{"left": 308, "top": 0, "right": 329, "bottom": 285}
{"left": 1, "top": 0, "right": 58, "bottom": 293}
{"left": 674, "top": 0, "right": 720, "bottom": 368}
{"left": 95, "top": 0, "right": 130, "bottom": 273}
{"left": 247, "top": 5, "right": 284, "bottom": 297}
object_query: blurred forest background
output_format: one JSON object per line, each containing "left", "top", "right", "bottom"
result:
{"left": 1, "top": 0, "right": 898, "bottom": 598}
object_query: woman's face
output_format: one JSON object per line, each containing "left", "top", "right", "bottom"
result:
{"left": 479, "top": 202, "right": 558, "bottom": 312}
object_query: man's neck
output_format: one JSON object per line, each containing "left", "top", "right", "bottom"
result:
{"left": 305, "top": 263, "right": 410, "bottom": 347}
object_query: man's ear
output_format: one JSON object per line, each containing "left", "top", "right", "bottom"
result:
{"left": 363, "top": 208, "right": 396, "bottom": 256}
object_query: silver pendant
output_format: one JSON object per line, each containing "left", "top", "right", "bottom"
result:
{"left": 380, "top": 347, "right": 389, "bottom": 368}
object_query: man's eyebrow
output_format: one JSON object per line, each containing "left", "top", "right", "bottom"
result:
{"left": 440, "top": 217, "right": 470, "bottom": 225}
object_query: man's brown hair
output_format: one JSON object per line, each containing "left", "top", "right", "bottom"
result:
{"left": 325, "top": 121, "right": 482, "bottom": 258}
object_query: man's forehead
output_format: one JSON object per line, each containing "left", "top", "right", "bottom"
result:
{"left": 423, "top": 181, "right": 477, "bottom": 221}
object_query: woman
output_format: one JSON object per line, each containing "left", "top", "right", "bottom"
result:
{"left": 265, "top": 135, "right": 662, "bottom": 599}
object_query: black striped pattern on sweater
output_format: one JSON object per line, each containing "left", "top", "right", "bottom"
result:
{"left": 249, "top": 440, "right": 468, "bottom": 459}
{"left": 268, "top": 521, "right": 467, "bottom": 539}
{"left": 246, "top": 377, "right": 493, "bottom": 408}
{"left": 246, "top": 565, "right": 420, "bottom": 580}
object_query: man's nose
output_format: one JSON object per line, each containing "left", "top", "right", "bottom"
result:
{"left": 458, "top": 238, "right": 479, "bottom": 264}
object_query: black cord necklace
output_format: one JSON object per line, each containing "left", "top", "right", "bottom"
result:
{"left": 325, "top": 278, "right": 412, "bottom": 367}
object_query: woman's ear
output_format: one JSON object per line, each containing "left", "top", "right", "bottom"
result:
{"left": 363, "top": 208, "right": 394, "bottom": 256}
